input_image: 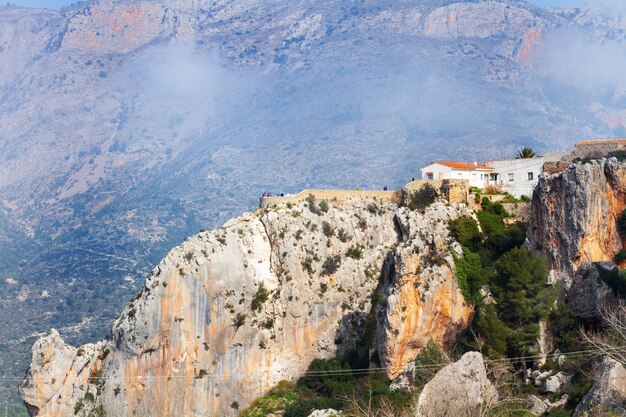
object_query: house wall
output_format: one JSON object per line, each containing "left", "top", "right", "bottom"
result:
{"left": 420, "top": 164, "right": 488, "bottom": 188}
{"left": 486, "top": 157, "right": 543, "bottom": 198}
{"left": 420, "top": 164, "right": 452, "bottom": 181}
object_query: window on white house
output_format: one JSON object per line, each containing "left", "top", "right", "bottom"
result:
{"left": 426, "top": 173, "right": 433, "bottom": 180}
{"left": 527, "top": 172, "right": 534, "bottom": 180}
{"left": 508, "top": 173, "right": 514, "bottom": 182}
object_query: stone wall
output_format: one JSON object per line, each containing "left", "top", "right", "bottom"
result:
{"left": 502, "top": 202, "right": 531, "bottom": 222}
{"left": 540, "top": 139, "right": 626, "bottom": 176}
{"left": 259, "top": 189, "right": 402, "bottom": 208}
{"left": 572, "top": 139, "right": 626, "bottom": 160}
{"left": 259, "top": 179, "right": 470, "bottom": 208}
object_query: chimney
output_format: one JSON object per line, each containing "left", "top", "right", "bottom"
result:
{"left": 473, "top": 161, "right": 477, "bottom": 166}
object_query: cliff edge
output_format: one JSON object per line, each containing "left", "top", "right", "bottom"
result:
{"left": 19, "top": 189, "right": 473, "bottom": 417}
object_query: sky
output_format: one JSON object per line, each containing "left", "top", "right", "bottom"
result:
{"left": 7, "top": 0, "right": 583, "bottom": 9}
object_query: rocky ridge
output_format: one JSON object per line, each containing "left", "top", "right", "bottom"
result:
{"left": 19, "top": 190, "right": 474, "bottom": 417}
{"left": 528, "top": 158, "right": 626, "bottom": 287}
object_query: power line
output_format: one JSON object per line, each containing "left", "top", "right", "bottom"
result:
{"left": 2, "top": 346, "right": 623, "bottom": 382}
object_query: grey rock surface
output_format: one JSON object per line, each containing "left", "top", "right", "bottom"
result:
{"left": 528, "top": 159, "right": 626, "bottom": 288}
{"left": 574, "top": 359, "right": 626, "bottom": 417}
{"left": 567, "top": 262, "right": 617, "bottom": 319}
{"left": 20, "top": 196, "right": 474, "bottom": 417}
{"left": 416, "top": 351, "right": 497, "bottom": 417}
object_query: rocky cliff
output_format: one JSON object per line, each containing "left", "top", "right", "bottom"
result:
{"left": 19, "top": 192, "right": 473, "bottom": 417}
{"left": 527, "top": 158, "right": 626, "bottom": 287}
{"left": 3, "top": 1, "right": 625, "bottom": 402}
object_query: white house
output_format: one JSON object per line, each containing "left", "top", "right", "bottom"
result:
{"left": 420, "top": 161, "right": 494, "bottom": 188}
{"left": 421, "top": 153, "right": 567, "bottom": 198}
{"left": 485, "top": 157, "right": 544, "bottom": 198}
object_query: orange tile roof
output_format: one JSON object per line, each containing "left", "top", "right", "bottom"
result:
{"left": 422, "top": 161, "right": 493, "bottom": 170}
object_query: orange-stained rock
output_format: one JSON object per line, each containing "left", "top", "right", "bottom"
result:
{"left": 20, "top": 198, "right": 475, "bottom": 417}
{"left": 527, "top": 158, "right": 626, "bottom": 287}
{"left": 375, "top": 210, "right": 474, "bottom": 379}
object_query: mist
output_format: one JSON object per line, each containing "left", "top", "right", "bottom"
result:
{"left": 533, "top": 26, "right": 626, "bottom": 100}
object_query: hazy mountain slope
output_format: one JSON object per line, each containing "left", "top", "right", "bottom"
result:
{"left": 0, "top": 0, "right": 625, "bottom": 407}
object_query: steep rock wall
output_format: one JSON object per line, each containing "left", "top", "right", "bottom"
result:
{"left": 527, "top": 158, "right": 626, "bottom": 287}
{"left": 20, "top": 197, "right": 474, "bottom": 417}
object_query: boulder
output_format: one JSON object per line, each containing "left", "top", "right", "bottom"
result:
{"left": 528, "top": 395, "right": 549, "bottom": 416}
{"left": 308, "top": 410, "right": 342, "bottom": 417}
{"left": 543, "top": 372, "right": 571, "bottom": 394}
{"left": 574, "top": 359, "right": 626, "bottom": 416}
{"left": 416, "top": 352, "right": 497, "bottom": 417}
{"left": 528, "top": 394, "right": 569, "bottom": 416}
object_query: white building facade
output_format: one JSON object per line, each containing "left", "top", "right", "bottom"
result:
{"left": 420, "top": 161, "right": 494, "bottom": 188}
{"left": 421, "top": 154, "right": 566, "bottom": 198}
{"left": 485, "top": 157, "right": 544, "bottom": 198}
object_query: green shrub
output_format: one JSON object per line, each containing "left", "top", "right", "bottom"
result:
{"left": 549, "top": 302, "right": 581, "bottom": 352}
{"left": 233, "top": 313, "right": 247, "bottom": 328}
{"left": 301, "top": 257, "right": 315, "bottom": 275}
{"left": 283, "top": 398, "right": 343, "bottom": 417}
{"left": 337, "top": 228, "right": 351, "bottom": 243}
{"left": 616, "top": 249, "right": 626, "bottom": 263}
{"left": 367, "top": 203, "right": 381, "bottom": 215}
{"left": 300, "top": 358, "right": 355, "bottom": 396}
{"left": 74, "top": 399, "right": 85, "bottom": 414}
{"left": 484, "top": 221, "right": 527, "bottom": 259}
{"left": 413, "top": 341, "right": 447, "bottom": 385}
{"left": 595, "top": 263, "right": 626, "bottom": 298}
{"left": 448, "top": 216, "right": 482, "bottom": 252}
{"left": 345, "top": 244, "right": 363, "bottom": 260}
{"left": 306, "top": 194, "right": 319, "bottom": 214}
{"left": 476, "top": 210, "right": 506, "bottom": 237}
{"left": 452, "top": 249, "right": 484, "bottom": 304}
{"left": 492, "top": 248, "right": 555, "bottom": 357}
{"left": 322, "top": 221, "right": 335, "bottom": 237}
{"left": 251, "top": 282, "right": 270, "bottom": 311}
{"left": 408, "top": 184, "right": 438, "bottom": 212}
{"left": 318, "top": 200, "right": 329, "bottom": 213}
{"left": 471, "top": 303, "right": 510, "bottom": 357}
{"left": 322, "top": 255, "right": 341, "bottom": 275}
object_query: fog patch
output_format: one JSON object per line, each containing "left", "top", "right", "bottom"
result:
{"left": 532, "top": 26, "right": 626, "bottom": 101}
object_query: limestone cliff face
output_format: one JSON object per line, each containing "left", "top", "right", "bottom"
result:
{"left": 19, "top": 195, "right": 474, "bottom": 417}
{"left": 375, "top": 209, "right": 473, "bottom": 379}
{"left": 527, "top": 158, "right": 626, "bottom": 287}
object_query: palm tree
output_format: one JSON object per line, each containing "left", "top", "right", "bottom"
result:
{"left": 516, "top": 147, "right": 536, "bottom": 159}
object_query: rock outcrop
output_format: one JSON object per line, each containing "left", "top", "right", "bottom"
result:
{"left": 415, "top": 351, "right": 497, "bottom": 417}
{"left": 19, "top": 196, "right": 474, "bottom": 417}
{"left": 375, "top": 209, "right": 473, "bottom": 379}
{"left": 528, "top": 158, "right": 626, "bottom": 288}
{"left": 574, "top": 359, "right": 626, "bottom": 417}
{"left": 567, "top": 262, "right": 617, "bottom": 319}
{"left": 528, "top": 394, "right": 569, "bottom": 416}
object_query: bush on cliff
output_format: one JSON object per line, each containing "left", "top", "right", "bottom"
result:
{"left": 452, "top": 248, "right": 485, "bottom": 304}
{"left": 408, "top": 184, "right": 438, "bottom": 212}
{"left": 449, "top": 216, "right": 482, "bottom": 252}
{"left": 492, "top": 248, "right": 555, "bottom": 357}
